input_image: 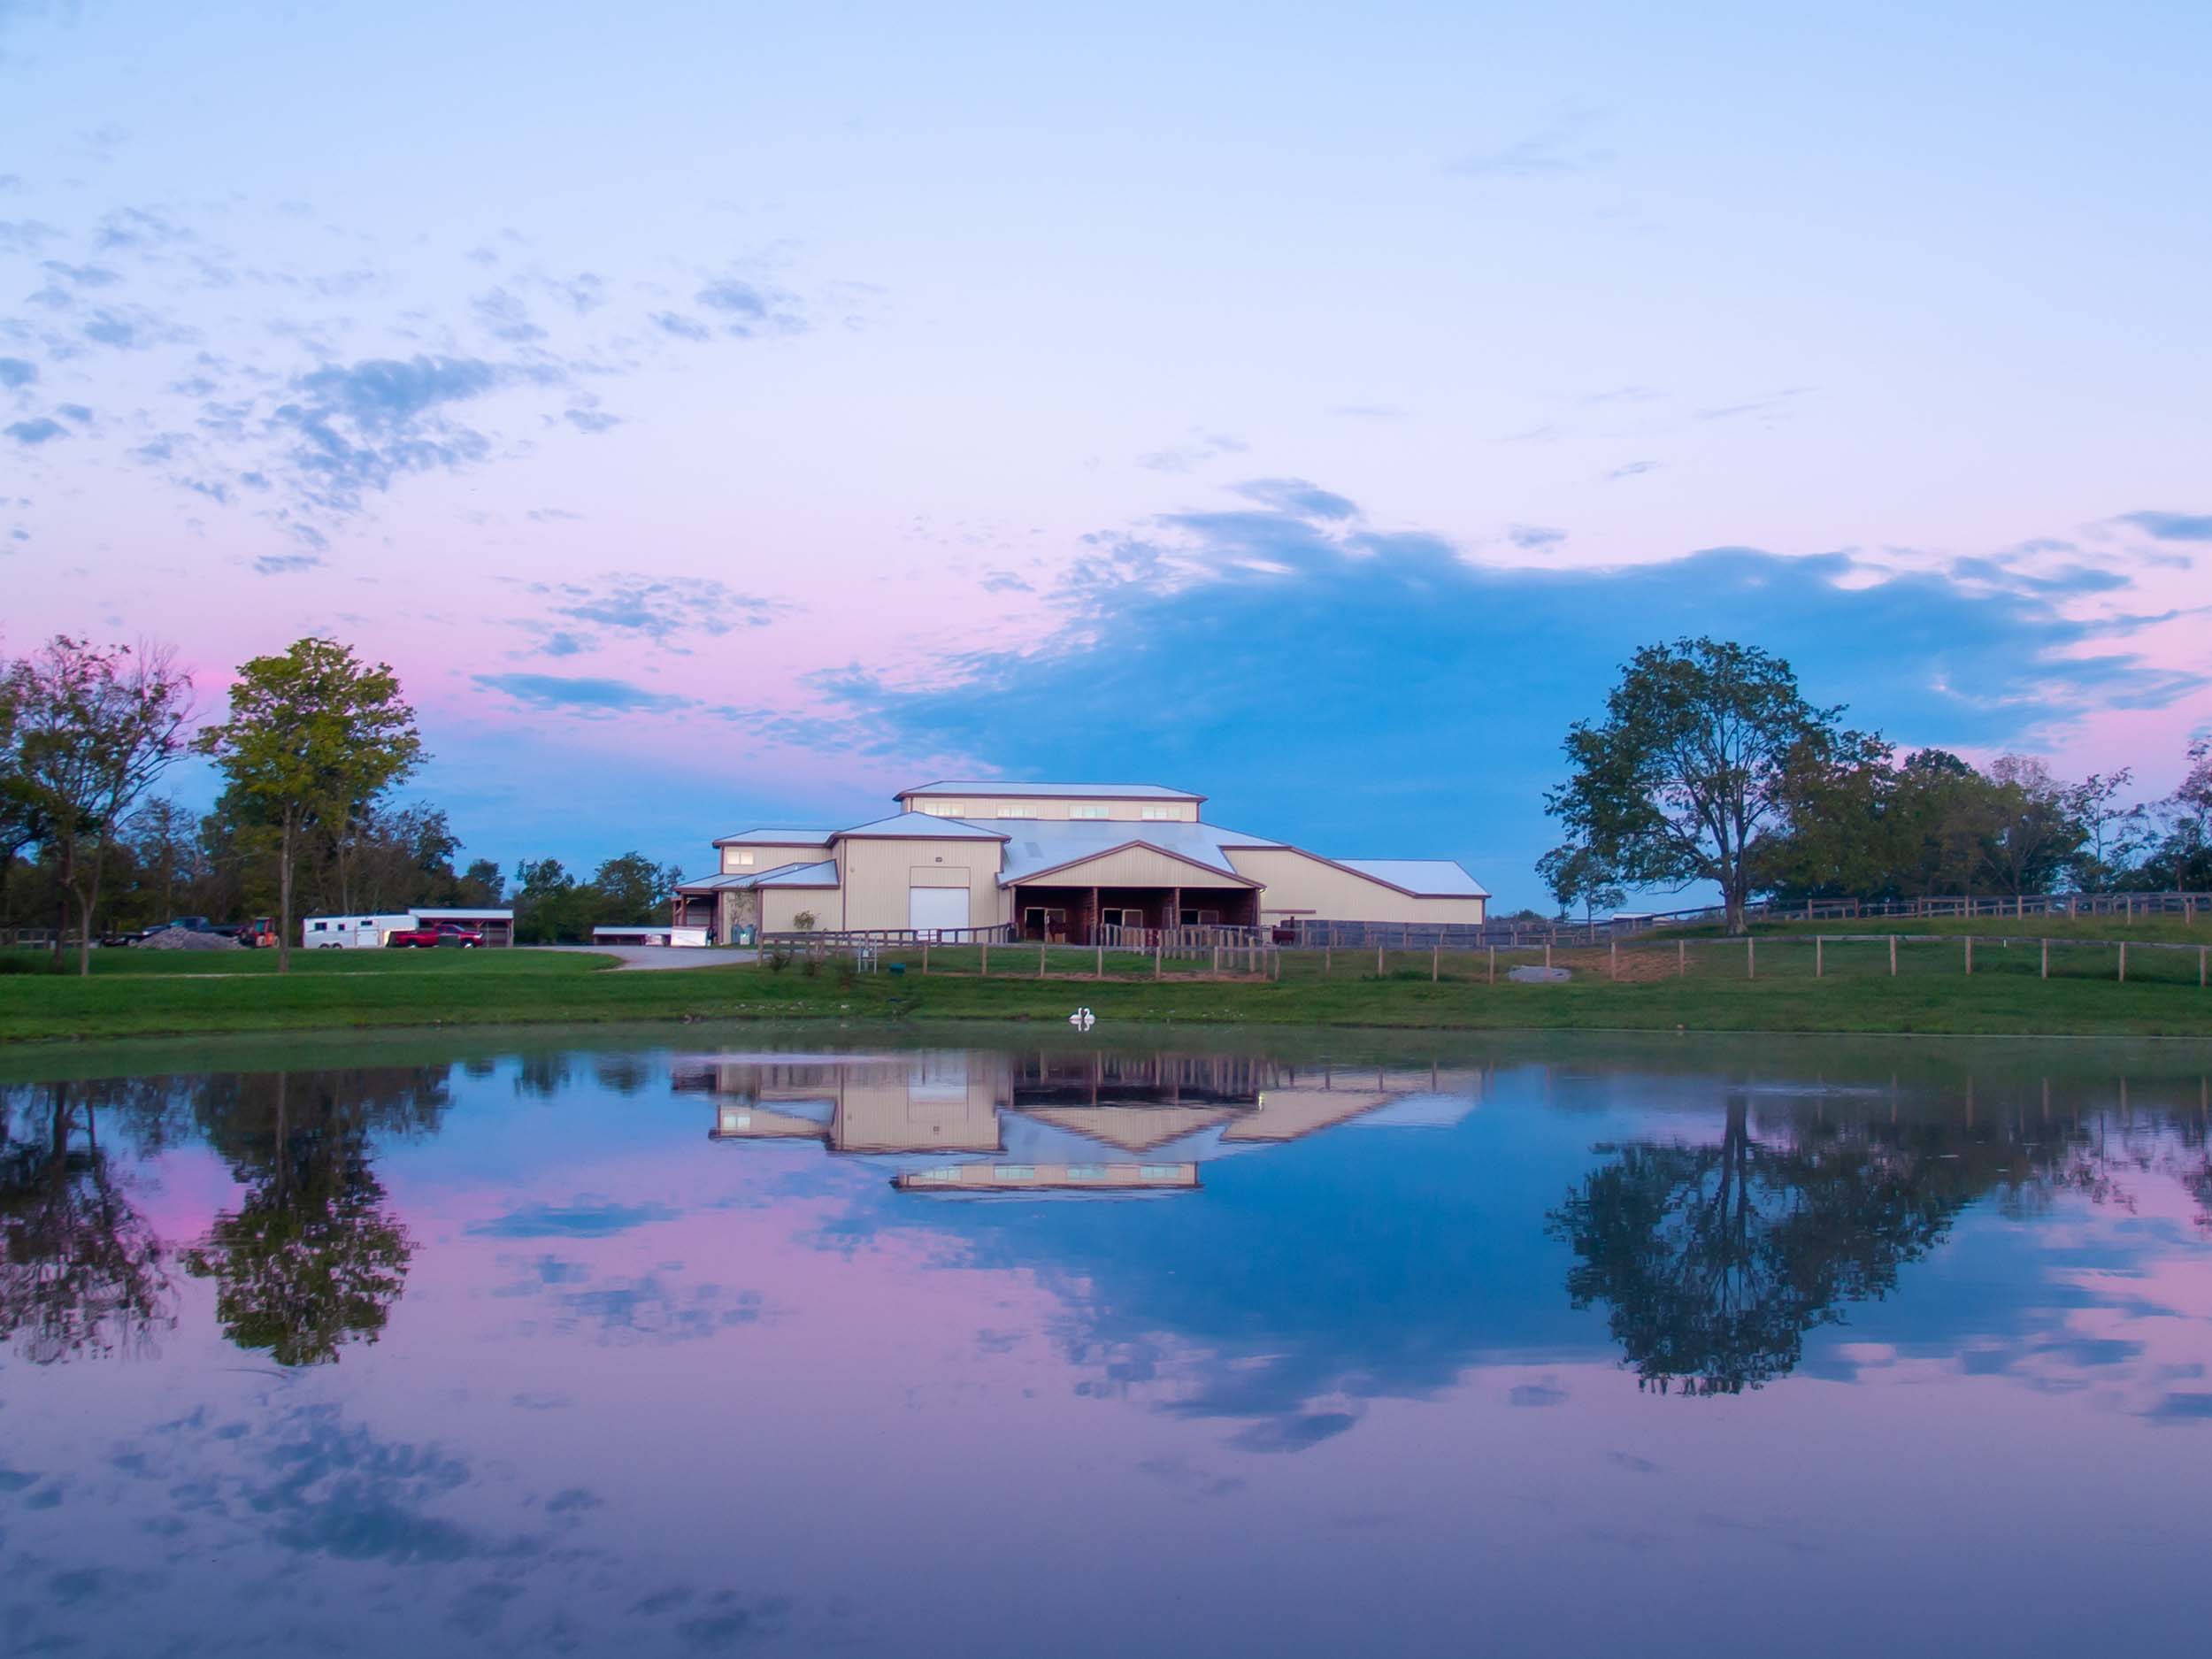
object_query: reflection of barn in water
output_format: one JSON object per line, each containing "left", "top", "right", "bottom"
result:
{"left": 674, "top": 1051, "right": 1482, "bottom": 1190}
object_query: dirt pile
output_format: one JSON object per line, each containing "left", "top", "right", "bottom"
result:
{"left": 138, "top": 926, "right": 243, "bottom": 951}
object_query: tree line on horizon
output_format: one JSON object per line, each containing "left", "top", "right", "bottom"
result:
{"left": 1, "top": 634, "right": 688, "bottom": 972}
{"left": 1541, "top": 637, "right": 2212, "bottom": 931}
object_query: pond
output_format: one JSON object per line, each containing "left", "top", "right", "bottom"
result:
{"left": 4, "top": 1025, "right": 2209, "bottom": 1657}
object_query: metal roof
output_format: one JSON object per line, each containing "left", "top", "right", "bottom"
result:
{"left": 1335, "top": 858, "right": 1491, "bottom": 898}
{"left": 675, "top": 860, "right": 828, "bottom": 893}
{"left": 895, "top": 780, "right": 1204, "bottom": 803}
{"left": 756, "top": 859, "right": 841, "bottom": 887}
{"left": 711, "top": 827, "right": 835, "bottom": 848}
{"left": 834, "top": 811, "right": 1010, "bottom": 841}
{"left": 994, "top": 818, "right": 1280, "bottom": 886}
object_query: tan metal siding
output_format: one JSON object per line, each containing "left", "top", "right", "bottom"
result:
{"left": 838, "top": 836, "right": 1010, "bottom": 931}
{"left": 1227, "top": 847, "right": 1487, "bottom": 925}
{"left": 721, "top": 841, "right": 827, "bottom": 874}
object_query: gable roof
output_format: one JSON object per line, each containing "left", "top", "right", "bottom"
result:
{"left": 994, "top": 818, "right": 1280, "bottom": 886}
{"left": 712, "top": 827, "right": 834, "bottom": 849}
{"left": 833, "top": 811, "right": 1010, "bottom": 842}
{"left": 675, "top": 859, "right": 838, "bottom": 894}
{"left": 1002, "top": 837, "right": 1263, "bottom": 889}
{"left": 895, "top": 780, "right": 1204, "bottom": 803}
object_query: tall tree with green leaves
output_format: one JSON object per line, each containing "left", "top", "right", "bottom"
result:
{"left": 11, "top": 638, "right": 195, "bottom": 972}
{"left": 1546, "top": 638, "right": 1845, "bottom": 933}
{"left": 1535, "top": 841, "right": 1626, "bottom": 926}
{"left": 194, "top": 639, "right": 422, "bottom": 973}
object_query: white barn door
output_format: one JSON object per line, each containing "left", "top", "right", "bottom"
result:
{"left": 908, "top": 886, "right": 969, "bottom": 939}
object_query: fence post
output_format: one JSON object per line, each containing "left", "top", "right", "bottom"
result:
{"left": 1816, "top": 936, "right": 1824, "bottom": 979}
{"left": 2200, "top": 945, "right": 2206, "bottom": 987}
{"left": 1212, "top": 945, "right": 1220, "bottom": 975}
{"left": 1489, "top": 944, "right": 1496, "bottom": 984}
{"left": 1432, "top": 943, "right": 1440, "bottom": 983}
{"left": 980, "top": 941, "right": 988, "bottom": 977}
{"left": 1545, "top": 941, "right": 1553, "bottom": 971}
{"left": 1678, "top": 940, "right": 1686, "bottom": 979}
{"left": 1324, "top": 946, "right": 1331, "bottom": 977}
{"left": 1154, "top": 941, "right": 1162, "bottom": 979}
{"left": 1889, "top": 935, "right": 1897, "bottom": 977}
{"left": 1609, "top": 940, "right": 1617, "bottom": 980}
{"left": 1747, "top": 937, "right": 1755, "bottom": 980}
{"left": 1965, "top": 937, "right": 1973, "bottom": 977}
{"left": 2040, "top": 939, "right": 2048, "bottom": 980}
{"left": 2118, "top": 941, "right": 2127, "bottom": 983}
{"left": 1095, "top": 943, "right": 1103, "bottom": 977}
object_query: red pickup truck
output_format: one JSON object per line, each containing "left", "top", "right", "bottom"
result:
{"left": 388, "top": 920, "right": 485, "bottom": 949}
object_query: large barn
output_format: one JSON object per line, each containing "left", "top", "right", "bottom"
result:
{"left": 675, "top": 780, "right": 1486, "bottom": 942}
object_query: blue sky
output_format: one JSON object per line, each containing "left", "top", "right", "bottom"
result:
{"left": 4, "top": 2, "right": 2208, "bottom": 906}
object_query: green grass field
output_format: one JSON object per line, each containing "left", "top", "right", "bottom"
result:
{"left": 4, "top": 931, "right": 2210, "bottom": 1044}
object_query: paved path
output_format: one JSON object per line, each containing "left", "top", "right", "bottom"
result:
{"left": 522, "top": 946, "right": 761, "bottom": 972}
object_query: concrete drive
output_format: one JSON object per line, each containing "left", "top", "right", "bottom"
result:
{"left": 522, "top": 945, "right": 761, "bottom": 972}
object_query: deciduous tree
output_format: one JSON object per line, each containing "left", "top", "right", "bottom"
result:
{"left": 194, "top": 639, "right": 422, "bottom": 972}
{"left": 1546, "top": 638, "right": 1846, "bottom": 933}
{"left": 11, "top": 638, "right": 193, "bottom": 972}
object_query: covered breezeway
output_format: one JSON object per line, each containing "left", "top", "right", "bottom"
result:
{"left": 1010, "top": 882, "right": 1261, "bottom": 943}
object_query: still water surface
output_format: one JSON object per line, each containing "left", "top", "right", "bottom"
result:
{"left": 4, "top": 1027, "right": 2210, "bottom": 1657}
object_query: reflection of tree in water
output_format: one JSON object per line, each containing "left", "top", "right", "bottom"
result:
{"left": 185, "top": 1066, "right": 448, "bottom": 1367}
{"left": 0, "top": 1079, "right": 175, "bottom": 1363}
{"left": 1548, "top": 1098, "right": 1972, "bottom": 1394}
{"left": 1544, "top": 1092, "right": 2200, "bottom": 1396}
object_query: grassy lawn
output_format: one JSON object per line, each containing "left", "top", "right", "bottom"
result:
{"left": 4, "top": 936, "right": 2211, "bottom": 1044}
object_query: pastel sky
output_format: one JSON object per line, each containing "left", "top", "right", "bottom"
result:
{"left": 4, "top": 1, "right": 2208, "bottom": 908}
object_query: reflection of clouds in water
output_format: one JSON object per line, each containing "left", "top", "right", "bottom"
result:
{"left": 488, "top": 1250, "right": 768, "bottom": 1345}
{"left": 0, "top": 1394, "right": 799, "bottom": 1652}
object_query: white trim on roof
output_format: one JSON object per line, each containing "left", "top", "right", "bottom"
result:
{"left": 895, "top": 780, "right": 1205, "bottom": 803}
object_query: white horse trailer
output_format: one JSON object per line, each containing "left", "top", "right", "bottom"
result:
{"left": 302, "top": 912, "right": 415, "bottom": 949}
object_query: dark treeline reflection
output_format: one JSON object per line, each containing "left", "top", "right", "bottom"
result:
{"left": 0, "top": 1078, "right": 176, "bottom": 1363}
{"left": 1550, "top": 1087, "right": 2212, "bottom": 1395}
{"left": 4, "top": 1048, "right": 2210, "bottom": 1404}
{"left": 1, "top": 1065, "right": 449, "bottom": 1369}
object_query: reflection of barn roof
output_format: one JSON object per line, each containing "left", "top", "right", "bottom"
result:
{"left": 895, "top": 1161, "right": 1200, "bottom": 1194}
{"left": 1016, "top": 1105, "right": 1240, "bottom": 1151}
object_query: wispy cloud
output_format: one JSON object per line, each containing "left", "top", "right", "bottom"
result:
{"left": 517, "top": 572, "right": 788, "bottom": 654}
{"left": 473, "top": 672, "right": 695, "bottom": 715}
{"left": 2116, "top": 511, "right": 2212, "bottom": 542}
{"left": 4, "top": 417, "right": 65, "bottom": 444}
{"left": 1137, "top": 430, "right": 1248, "bottom": 472}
